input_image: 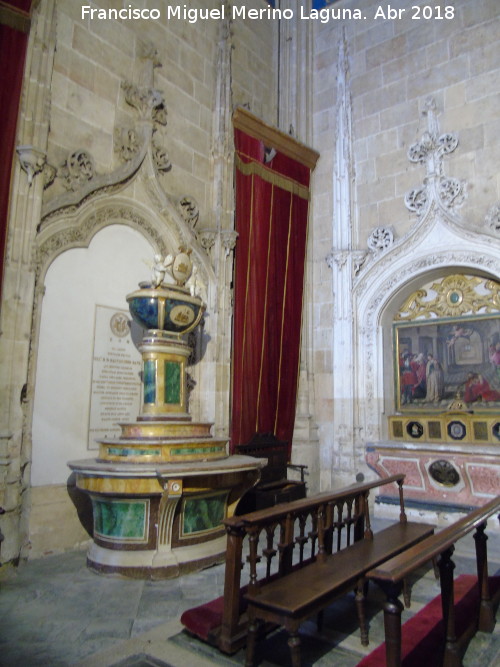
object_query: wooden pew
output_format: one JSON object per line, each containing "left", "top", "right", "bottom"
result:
{"left": 365, "top": 496, "right": 500, "bottom": 667}
{"left": 182, "top": 475, "right": 420, "bottom": 654}
{"left": 242, "top": 476, "right": 435, "bottom": 667}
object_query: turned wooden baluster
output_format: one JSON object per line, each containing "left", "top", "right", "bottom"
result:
{"left": 364, "top": 491, "right": 374, "bottom": 539}
{"left": 263, "top": 523, "right": 277, "bottom": 581}
{"left": 346, "top": 497, "right": 354, "bottom": 546}
{"left": 278, "top": 512, "right": 295, "bottom": 575}
{"left": 317, "top": 504, "right": 327, "bottom": 563}
{"left": 247, "top": 526, "right": 261, "bottom": 595}
{"left": 354, "top": 493, "right": 365, "bottom": 542}
{"left": 334, "top": 500, "right": 344, "bottom": 551}
{"left": 396, "top": 477, "right": 407, "bottom": 523}
{"left": 474, "top": 520, "right": 495, "bottom": 632}
{"left": 439, "top": 546, "right": 461, "bottom": 667}
{"left": 308, "top": 512, "right": 318, "bottom": 558}
{"left": 295, "top": 512, "right": 308, "bottom": 565}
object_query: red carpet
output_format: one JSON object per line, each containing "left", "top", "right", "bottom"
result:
{"left": 181, "top": 574, "right": 500, "bottom": 661}
{"left": 358, "top": 575, "right": 500, "bottom": 667}
{"left": 180, "top": 592, "right": 230, "bottom": 643}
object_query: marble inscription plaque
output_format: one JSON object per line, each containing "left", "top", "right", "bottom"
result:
{"left": 88, "top": 305, "right": 142, "bottom": 449}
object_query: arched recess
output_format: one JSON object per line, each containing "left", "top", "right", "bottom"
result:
{"left": 26, "top": 194, "right": 216, "bottom": 485}
{"left": 31, "top": 223, "right": 154, "bottom": 485}
{"left": 353, "top": 210, "right": 500, "bottom": 451}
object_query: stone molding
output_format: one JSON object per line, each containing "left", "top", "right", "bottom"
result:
{"left": 16, "top": 146, "right": 46, "bottom": 186}
{"left": 35, "top": 201, "right": 169, "bottom": 279}
{"left": 485, "top": 203, "right": 500, "bottom": 235}
{"left": 177, "top": 196, "right": 200, "bottom": 231}
{"left": 367, "top": 226, "right": 394, "bottom": 254}
{"left": 41, "top": 123, "right": 151, "bottom": 220}
{"left": 404, "top": 98, "right": 466, "bottom": 220}
{"left": 220, "top": 229, "right": 238, "bottom": 256}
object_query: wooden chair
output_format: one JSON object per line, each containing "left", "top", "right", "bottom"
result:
{"left": 235, "top": 433, "right": 307, "bottom": 514}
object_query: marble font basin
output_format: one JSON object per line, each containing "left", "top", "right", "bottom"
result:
{"left": 127, "top": 282, "right": 205, "bottom": 335}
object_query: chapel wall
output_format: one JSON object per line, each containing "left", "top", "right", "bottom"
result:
{"left": 1, "top": 0, "right": 279, "bottom": 562}
{"left": 310, "top": 0, "right": 500, "bottom": 490}
{"left": 49, "top": 1, "right": 277, "bottom": 206}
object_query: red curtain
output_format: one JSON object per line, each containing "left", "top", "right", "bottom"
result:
{"left": 0, "top": 1, "right": 31, "bottom": 298}
{"left": 231, "top": 127, "right": 312, "bottom": 456}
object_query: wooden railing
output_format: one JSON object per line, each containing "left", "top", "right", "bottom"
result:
{"left": 218, "top": 474, "right": 407, "bottom": 653}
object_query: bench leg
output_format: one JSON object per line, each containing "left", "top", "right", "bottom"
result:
{"left": 474, "top": 522, "right": 495, "bottom": 633}
{"left": 402, "top": 577, "right": 412, "bottom": 608}
{"left": 355, "top": 580, "right": 369, "bottom": 646}
{"left": 381, "top": 583, "right": 404, "bottom": 667}
{"left": 439, "top": 547, "right": 461, "bottom": 667}
{"left": 245, "top": 611, "right": 258, "bottom": 667}
{"left": 288, "top": 630, "right": 301, "bottom": 667}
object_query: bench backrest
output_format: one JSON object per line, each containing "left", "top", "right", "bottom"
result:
{"left": 219, "top": 474, "right": 406, "bottom": 652}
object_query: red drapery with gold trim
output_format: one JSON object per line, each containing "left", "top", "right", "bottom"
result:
{"left": 231, "top": 126, "right": 313, "bottom": 456}
{"left": 0, "top": 1, "right": 31, "bottom": 298}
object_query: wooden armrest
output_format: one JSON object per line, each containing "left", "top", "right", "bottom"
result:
{"left": 287, "top": 463, "right": 308, "bottom": 482}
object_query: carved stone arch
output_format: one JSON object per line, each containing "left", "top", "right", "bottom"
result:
{"left": 26, "top": 199, "right": 174, "bottom": 452}
{"left": 34, "top": 198, "right": 177, "bottom": 285}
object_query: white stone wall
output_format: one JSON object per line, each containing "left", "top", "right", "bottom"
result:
{"left": 6, "top": 0, "right": 499, "bottom": 561}
{"left": 311, "top": 0, "right": 500, "bottom": 490}
{"left": 1, "top": 0, "right": 279, "bottom": 560}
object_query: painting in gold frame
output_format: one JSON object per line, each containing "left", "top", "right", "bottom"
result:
{"left": 394, "top": 314, "right": 500, "bottom": 412}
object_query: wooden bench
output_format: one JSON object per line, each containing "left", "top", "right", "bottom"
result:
{"left": 364, "top": 495, "right": 500, "bottom": 667}
{"left": 182, "top": 475, "right": 416, "bottom": 654}
{"left": 243, "top": 475, "right": 435, "bottom": 666}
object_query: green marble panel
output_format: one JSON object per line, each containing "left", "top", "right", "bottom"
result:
{"left": 182, "top": 492, "right": 227, "bottom": 536}
{"left": 107, "top": 447, "right": 162, "bottom": 457}
{"left": 165, "top": 361, "right": 181, "bottom": 404}
{"left": 92, "top": 498, "right": 149, "bottom": 542}
{"left": 144, "top": 360, "right": 156, "bottom": 404}
{"left": 171, "top": 445, "right": 225, "bottom": 456}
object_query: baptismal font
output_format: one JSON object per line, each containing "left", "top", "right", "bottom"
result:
{"left": 69, "top": 249, "right": 265, "bottom": 578}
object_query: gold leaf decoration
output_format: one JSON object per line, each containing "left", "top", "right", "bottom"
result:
{"left": 395, "top": 274, "right": 500, "bottom": 321}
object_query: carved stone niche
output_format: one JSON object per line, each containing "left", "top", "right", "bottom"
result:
{"left": 366, "top": 273, "right": 500, "bottom": 514}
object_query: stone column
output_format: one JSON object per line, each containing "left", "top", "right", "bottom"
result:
{"left": 0, "top": 0, "right": 56, "bottom": 561}
{"left": 324, "top": 33, "right": 366, "bottom": 490}
{"left": 277, "top": 1, "right": 320, "bottom": 489}
{"left": 203, "top": 5, "right": 236, "bottom": 441}
{"left": 277, "top": 0, "right": 313, "bottom": 142}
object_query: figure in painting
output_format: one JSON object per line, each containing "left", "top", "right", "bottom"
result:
{"left": 489, "top": 341, "right": 500, "bottom": 384}
{"left": 400, "top": 352, "right": 417, "bottom": 404}
{"left": 412, "top": 353, "right": 427, "bottom": 399}
{"left": 446, "top": 325, "right": 472, "bottom": 348}
{"left": 425, "top": 353, "right": 444, "bottom": 403}
{"left": 463, "top": 373, "right": 500, "bottom": 404}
